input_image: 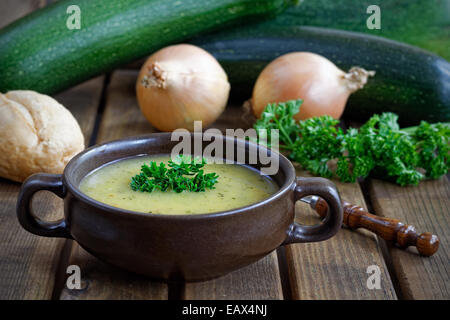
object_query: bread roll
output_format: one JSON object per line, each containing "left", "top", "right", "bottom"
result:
{"left": 0, "top": 90, "right": 84, "bottom": 182}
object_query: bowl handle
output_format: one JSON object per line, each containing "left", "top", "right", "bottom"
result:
{"left": 17, "top": 173, "right": 72, "bottom": 239}
{"left": 283, "top": 177, "right": 343, "bottom": 244}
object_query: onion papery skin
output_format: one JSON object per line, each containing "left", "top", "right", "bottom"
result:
{"left": 251, "top": 52, "right": 370, "bottom": 120}
{"left": 137, "top": 44, "right": 230, "bottom": 132}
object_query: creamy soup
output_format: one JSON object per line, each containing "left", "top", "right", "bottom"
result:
{"left": 79, "top": 155, "right": 278, "bottom": 215}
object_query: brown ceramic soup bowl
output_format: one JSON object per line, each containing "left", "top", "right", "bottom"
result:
{"left": 17, "top": 133, "right": 343, "bottom": 281}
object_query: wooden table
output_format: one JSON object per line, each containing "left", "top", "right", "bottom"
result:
{"left": 1, "top": 1, "right": 449, "bottom": 300}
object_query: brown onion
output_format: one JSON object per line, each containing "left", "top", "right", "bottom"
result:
{"left": 136, "top": 44, "right": 230, "bottom": 132}
{"left": 251, "top": 52, "right": 374, "bottom": 120}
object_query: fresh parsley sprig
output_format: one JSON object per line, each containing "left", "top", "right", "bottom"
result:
{"left": 255, "top": 100, "right": 449, "bottom": 186}
{"left": 130, "top": 156, "right": 219, "bottom": 193}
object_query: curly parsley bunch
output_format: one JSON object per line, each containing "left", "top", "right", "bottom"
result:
{"left": 130, "top": 156, "right": 219, "bottom": 193}
{"left": 255, "top": 100, "right": 449, "bottom": 186}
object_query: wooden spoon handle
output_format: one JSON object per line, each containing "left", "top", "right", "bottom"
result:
{"left": 312, "top": 197, "right": 439, "bottom": 257}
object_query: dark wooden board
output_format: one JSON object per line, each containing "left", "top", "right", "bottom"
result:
{"left": 0, "top": 77, "right": 104, "bottom": 299}
{"left": 0, "top": 181, "right": 66, "bottom": 299}
{"left": 369, "top": 177, "right": 450, "bottom": 299}
{"left": 60, "top": 244, "right": 167, "bottom": 300}
{"left": 54, "top": 76, "right": 105, "bottom": 144}
{"left": 285, "top": 170, "right": 397, "bottom": 299}
{"left": 0, "top": 0, "right": 45, "bottom": 29}
{"left": 184, "top": 252, "right": 283, "bottom": 299}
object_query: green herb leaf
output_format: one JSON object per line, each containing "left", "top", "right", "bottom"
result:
{"left": 254, "top": 100, "right": 449, "bottom": 186}
{"left": 410, "top": 121, "right": 450, "bottom": 179}
{"left": 130, "top": 156, "right": 219, "bottom": 193}
{"left": 254, "top": 99, "right": 301, "bottom": 148}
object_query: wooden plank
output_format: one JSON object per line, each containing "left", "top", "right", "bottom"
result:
{"left": 184, "top": 252, "right": 283, "bottom": 299}
{"left": 54, "top": 76, "right": 105, "bottom": 144}
{"left": 0, "top": 0, "right": 45, "bottom": 29}
{"left": 0, "top": 76, "right": 104, "bottom": 299}
{"left": 60, "top": 70, "right": 168, "bottom": 300}
{"left": 60, "top": 245, "right": 167, "bottom": 300}
{"left": 95, "top": 71, "right": 153, "bottom": 140}
{"left": 369, "top": 176, "right": 450, "bottom": 299}
{"left": 285, "top": 170, "right": 397, "bottom": 299}
{"left": 0, "top": 181, "right": 65, "bottom": 299}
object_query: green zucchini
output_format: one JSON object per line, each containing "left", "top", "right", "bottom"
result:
{"left": 0, "top": 0, "right": 294, "bottom": 95}
{"left": 280, "top": 0, "right": 450, "bottom": 60}
{"left": 193, "top": 26, "right": 450, "bottom": 125}
{"left": 226, "top": 0, "right": 450, "bottom": 60}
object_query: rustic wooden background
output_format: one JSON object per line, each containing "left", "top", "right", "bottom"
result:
{"left": 0, "top": 0, "right": 448, "bottom": 300}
